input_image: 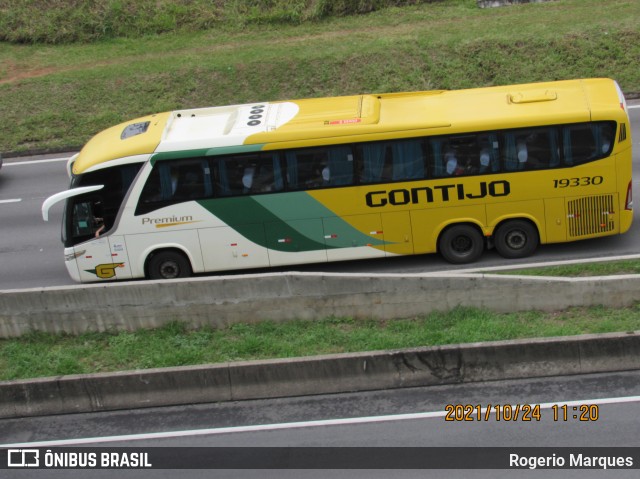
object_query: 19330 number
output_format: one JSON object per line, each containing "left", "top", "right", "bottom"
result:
{"left": 553, "top": 176, "right": 603, "bottom": 188}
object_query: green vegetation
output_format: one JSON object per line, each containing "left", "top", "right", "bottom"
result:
{"left": 0, "top": 0, "right": 446, "bottom": 44}
{"left": 496, "top": 259, "right": 640, "bottom": 277}
{"left": 1, "top": 0, "right": 639, "bottom": 153}
{"left": 2, "top": 305, "right": 640, "bottom": 381}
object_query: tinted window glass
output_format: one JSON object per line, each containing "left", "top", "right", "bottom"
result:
{"left": 358, "top": 139, "right": 425, "bottom": 183}
{"left": 431, "top": 133, "right": 500, "bottom": 177}
{"left": 285, "top": 146, "right": 353, "bottom": 189}
{"left": 212, "top": 153, "right": 284, "bottom": 196}
{"left": 136, "top": 158, "right": 213, "bottom": 215}
{"left": 68, "top": 163, "right": 142, "bottom": 241}
{"left": 562, "top": 122, "right": 615, "bottom": 166}
{"left": 503, "top": 127, "right": 559, "bottom": 171}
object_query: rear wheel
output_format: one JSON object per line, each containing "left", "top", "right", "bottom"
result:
{"left": 438, "top": 224, "right": 484, "bottom": 264}
{"left": 147, "top": 251, "right": 192, "bottom": 280}
{"left": 494, "top": 220, "right": 539, "bottom": 259}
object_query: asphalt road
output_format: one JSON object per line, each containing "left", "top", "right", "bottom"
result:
{"left": 2, "top": 370, "right": 639, "bottom": 478}
{"left": 0, "top": 106, "right": 639, "bottom": 290}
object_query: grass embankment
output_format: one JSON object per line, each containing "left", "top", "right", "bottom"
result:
{"left": 0, "top": 0, "right": 451, "bottom": 44}
{"left": 498, "top": 260, "right": 640, "bottom": 277}
{"left": 2, "top": 305, "right": 640, "bottom": 381}
{"left": 1, "top": 0, "right": 639, "bottom": 153}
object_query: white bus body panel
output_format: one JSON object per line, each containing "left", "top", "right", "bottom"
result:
{"left": 118, "top": 200, "right": 213, "bottom": 277}
{"left": 198, "top": 226, "right": 271, "bottom": 271}
{"left": 68, "top": 237, "right": 119, "bottom": 283}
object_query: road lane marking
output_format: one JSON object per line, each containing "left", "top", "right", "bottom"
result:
{"left": 3, "top": 394, "right": 640, "bottom": 448}
{"left": 0, "top": 199, "right": 22, "bottom": 204}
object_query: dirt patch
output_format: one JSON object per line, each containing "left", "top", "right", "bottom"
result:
{"left": 0, "top": 61, "right": 65, "bottom": 85}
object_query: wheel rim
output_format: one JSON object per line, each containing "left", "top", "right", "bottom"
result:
{"left": 505, "top": 230, "right": 527, "bottom": 250}
{"left": 451, "top": 235, "right": 473, "bottom": 256}
{"left": 159, "top": 260, "right": 180, "bottom": 279}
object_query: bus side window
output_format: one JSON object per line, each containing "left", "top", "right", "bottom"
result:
{"left": 563, "top": 122, "right": 613, "bottom": 166}
{"left": 286, "top": 148, "right": 326, "bottom": 189}
{"left": 270, "top": 153, "right": 285, "bottom": 191}
{"left": 213, "top": 154, "right": 255, "bottom": 195}
{"left": 503, "top": 127, "right": 560, "bottom": 171}
{"left": 359, "top": 142, "right": 388, "bottom": 184}
{"left": 429, "top": 138, "right": 445, "bottom": 177}
{"left": 595, "top": 122, "right": 614, "bottom": 156}
{"left": 477, "top": 134, "right": 500, "bottom": 173}
{"left": 390, "top": 139, "right": 425, "bottom": 181}
{"left": 359, "top": 139, "right": 425, "bottom": 183}
{"left": 137, "top": 166, "right": 164, "bottom": 212}
{"left": 525, "top": 129, "right": 556, "bottom": 170}
{"left": 173, "top": 162, "right": 210, "bottom": 201}
{"left": 563, "top": 125, "right": 594, "bottom": 166}
{"left": 212, "top": 157, "right": 232, "bottom": 196}
{"left": 284, "top": 146, "right": 354, "bottom": 189}
{"left": 547, "top": 128, "right": 561, "bottom": 168}
{"left": 251, "top": 153, "right": 284, "bottom": 193}
{"left": 327, "top": 145, "right": 354, "bottom": 186}
{"left": 430, "top": 136, "right": 477, "bottom": 177}
{"left": 503, "top": 133, "right": 523, "bottom": 171}
{"left": 212, "top": 153, "right": 284, "bottom": 195}
{"left": 438, "top": 135, "right": 480, "bottom": 176}
{"left": 136, "top": 159, "right": 213, "bottom": 215}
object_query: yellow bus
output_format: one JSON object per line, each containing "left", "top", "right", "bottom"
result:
{"left": 42, "top": 78, "right": 632, "bottom": 282}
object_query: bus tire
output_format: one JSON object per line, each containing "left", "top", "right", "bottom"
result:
{"left": 494, "top": 220, "right": 539, "bottom": 259}
{"left": 147, "top": 250, "right": 192, "bottom": 280}
{"left": 438, "top": 224, "right": 484, "bottom": 264}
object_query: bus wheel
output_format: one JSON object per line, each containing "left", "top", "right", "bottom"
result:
{"left": 494, "top": 220, "right": 539, "bottom": 259}
{"left": 147, "top": 251, "right": 192, "bottom": 280}
{"left": 438, "top": 224, "right": 484, "bottom": 264}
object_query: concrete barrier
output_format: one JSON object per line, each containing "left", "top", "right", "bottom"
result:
{"left": 1, "top": 331, "right": 638, "bottom": 419}
{"left": 2, "top": 271, "right": 639, "bottom": 419}
{"left": 1, "top": 272, "right": 640, "bottom": 338}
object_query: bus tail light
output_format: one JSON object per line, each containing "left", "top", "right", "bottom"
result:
{"left": 614, "top": 81, "right": 627, "bottom": 112}
{"left": 625, "top": 181, "right": 633, "bottom": 210}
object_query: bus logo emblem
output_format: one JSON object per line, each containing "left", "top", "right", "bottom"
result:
{"left": 86, "top": 263, "right": 125, "bottom": 279}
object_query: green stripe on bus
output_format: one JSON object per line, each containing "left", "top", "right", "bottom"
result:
{"left": 198, "top": 192, "right": 386, "bottom": 252}
{"left": 254, "top": 193, "right": 387, "bottom": 249}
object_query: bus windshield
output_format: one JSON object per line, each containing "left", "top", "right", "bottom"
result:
{"left": 63, "top": 163, "right": 142, "bottom": 247}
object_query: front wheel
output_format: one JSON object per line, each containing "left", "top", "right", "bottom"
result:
{"left": 494, "top": 220, "right": 539, "bottom": 259}
{"left": 147, "top": 251, "right": 192, "bottom": 280}
{"left": 438, "top": 224, "right": 484, "bottom": 264}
